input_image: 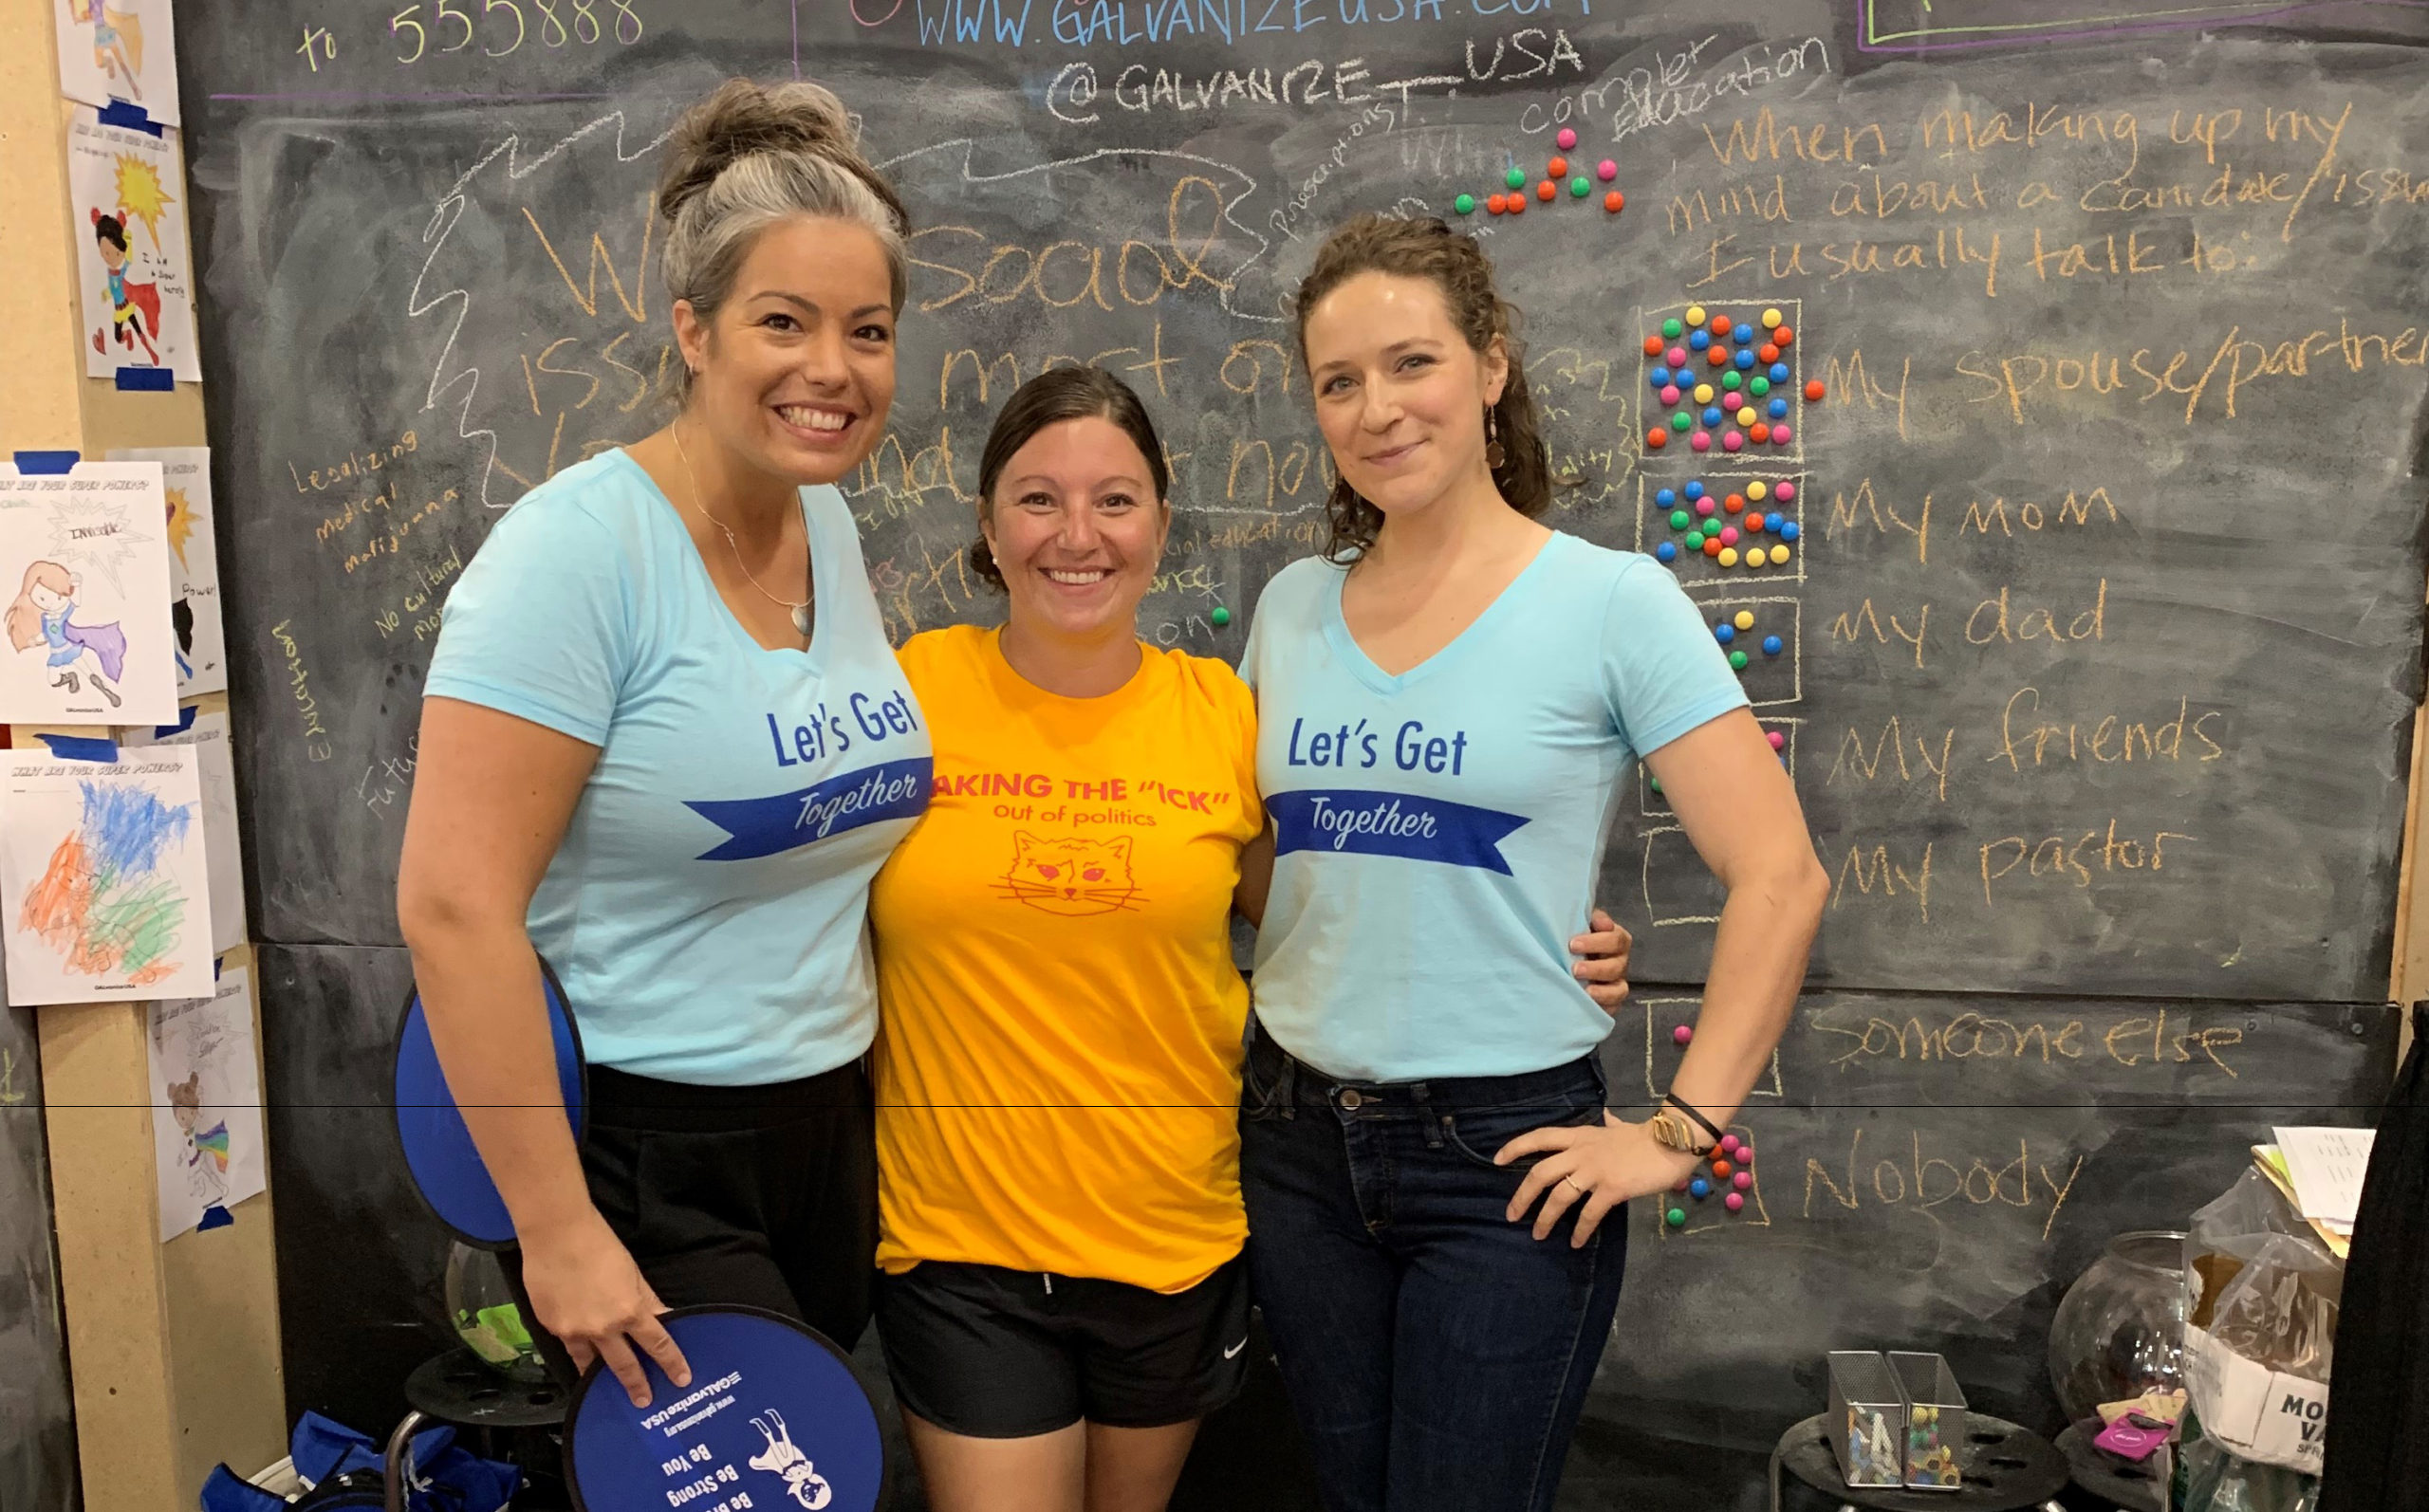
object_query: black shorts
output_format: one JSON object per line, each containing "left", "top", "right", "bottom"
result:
{"left": 874, "top": 1254, "right": 1251, "bottom": 1437}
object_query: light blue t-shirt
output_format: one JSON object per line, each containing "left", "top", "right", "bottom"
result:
{"left": 423, "top": 451, "right": 930, "bottom": 1085}
{"left": 1243, "top": 532, "right": 1748, "bottom": 1081}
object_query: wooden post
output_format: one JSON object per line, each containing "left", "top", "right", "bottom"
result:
{"left": 0, "top": 0, "right": 287, "bottom": 1503}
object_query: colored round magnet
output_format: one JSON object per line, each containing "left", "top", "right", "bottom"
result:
{"left": 1769, "top": 397, "right": 1789, "bottom": 418}
{"left": 1778, "top": 521, "right": 1799, "bottom": 541}
{"left": 1548, "top": 156, "right": 1568, "bottom": 177}
{"left": 1666, "top": 1207, "right": 1686, "bottom": 1227}
{"left": 1211, "top": 606, "right": 1231, "bottom": 627}
{"left": 1688, "top": 329, "right": 1711, "bottom": 351}
{"left": 1769, "top": 362, "right": 1790, "bottom": 383}
{"left": 1643, "top": 337, "right": 1664, "bottom": 359}
{"left": 1724, "top": 1192, "right": 1745, "bottom": 1212}
{"left": 1771, "top": 544, "right": 1790, "bottom": 563}
{"left": 1671, "top": 410, "right": 1693, "bottom": 431}
{"left": 1535, "top": 179, "right": 1556, "bottom": 201}
{"left": 1733, "top": 348, "right": 1755, "bottom": 370}
{"left": 1570, "top": 175, "right": 1590, "bottom": 197}
{"left": 1734, "top": 325, "right": 1754, "bottom": 346}
{"left": 1737, "top": 408, "right": 1757, "bottom": 427}
{"left": 1506, "top": 166, "right": 1527, "bottom": 189}
{"left": 1733, "top": 611, "right": 1754, "bottom": 630}
{"left": 1684, "top": 481, "right": 1705, "bottom": 499}
{"left": 1655, "top": 540, "right": 1677, "bottom": 561}
{"left": 1454, "top": 193, "right": 1475, "bottom": 215}
{"left": 1746, "top": 480, "right": 1767, "bottom": 502}
{"left": 1750, "top": 376, "right": 1771, "bottom": 396}
{"left": 1655, "top": 487, "right": 1678, "bottom": 507}
{"left": 1767, "top": 729, "right": 1786, "bottom": 750}
{"left": 1745, "top": 546, "right": 1769, "bottom": 567}
{"left": 1710, "top": 314, "right": 1733, "bottom": 337}
{"left": 1598, "top": 159, "right": 1617, "bottom": 179}
{"left": 1715, "top": 624, "right": 1735, "bottom": 644}
{"left": 1734, "top": 1171, "right": 1752, "bottom": 1190}
{"left": 1701, "top": 535, "right": 1721, "bottom": 557}
{"left": 1557, "top": 126, "right": 1578, "bottom": 149}
{"left": 1701, "top": 406, "right": 1723, "bottom": 427}
{"left": 1505, "top": 191, "right": 1524, "bottom": 215}
{"left": 1728, "top": 648, "right": 1748, "bottom": 668}
{"left": 1772, "top": 325, "right": 1792, "bottom": 346}
{"left": 1737, "top": 1146, "right": 1754, "bottom": 1165}
{"left": 1761, "top": 307, "right": 1782, "bottom": 328}
{"left": 1690, "top": 1177, "right": 1712, "bottom": 1199}
{"left": 1693, "top": 382, "right": 1715, "bottom": 404}
{"left": 1666, "top": 346, "right": 1688, "bottom": 366}
{"left": 1659, "top": 385, "right": 1680, "bottom": 406}
{"left": 1670, "top": 509, "right": 1691, "bottom": 530}
{"left": 1644, "top": 427, "right": 1665, "bottom": 449}
{"left": 1763, "top": 635, "right": 1783, "bottom": 655}
{"left": 1757, "top": 343, "right": 1779, "bottom": 364}
{"left": 1684, "top": 304, "right": 1706, "bottom": 325}
{"left": 1604, "top": 191, "right": 1625, "bottom": 212}
{"left": 1773, "top": 482, "right": 1794, "bottom": 502}
{"left": 1694, "top": 496, "right": 1715, "bottom": 517}
{"left": 1804, "top": 380, "right": 1826, "bottom": 401}
{"left": 1771, "top": 424, "right": 1792, "bottom": 445}
{"left": 1486, "top": 194, "right": 1506, "bottom": 214}
{"left": 1749, "top": 423, "right": 1771, "bottom": 444}
{"left": 1717, "top": 526, "right": 1740, "bottom": 547}
{"left": 1721, "top": 431, "right": 1743, "bottom": 452}
{"left": 1691, "top": 431, "right": 1712, "bottom": 452}
{"left": 1661, "top": 318, "right": 1683, "bottom": 340}
{"left": 1672, "top": 1023, "right": 1694, "bottom": 1044}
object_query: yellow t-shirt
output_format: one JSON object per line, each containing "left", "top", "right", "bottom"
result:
{"left": 870, "top": 625, "right": 1260, "bottom": 1293}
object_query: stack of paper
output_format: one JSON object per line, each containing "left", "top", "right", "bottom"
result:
{"left": 2247, "top": 1126, "right": 2375, "bottom": 1260}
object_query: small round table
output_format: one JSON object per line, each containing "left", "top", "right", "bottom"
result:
{"left": 382, "top": 1349, "right": 570, "bottom": 1512}
{"left": 1770, "top": 1412, "right": 2069, "bottom": 1512}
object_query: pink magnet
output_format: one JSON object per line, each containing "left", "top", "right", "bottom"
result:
{"left": 1694, "top": 497, "right": 1715, "bottom": 517}
{"left": 1690, "top": 431, "right": 1712, "bottom": 452}
{"left": 1659, "top": 384, "right": 1680, "bottom": 406}
{"left": 1724, "top": 526, "right": 1745, "bottom": 545}
{"left": 1736, "top": 1146, "right": 1753, "bottom": 1165}
{"left": 1719, "top": 1134, "right": 1741, "bottom": 1154}
{"left": 1557, "top": 127, "right": 1578, "bottom": 150}
{"left": 1597, "top": 158, "right": 1617, "bottom": 180}
{"left": 1673, "top": 1178, "right": 1692, "bottom": 1192}
{"left": 1724, "top": 1192, "right": 1745, "bottom": 1212}
{"left": 1720, "top": 431, "right": 1743, "bottom": 452}
{"left": 1672, "top": 1023, "right": 1693, "bottom": 1045}
{"left": 1666, "top": 346, "right": 1688, "bottom": 367}
{"left": 1771, "top": 425, "right": 1792, "bottom": 445}
{"left": 1734, "top": 1170, "right": 1753, "bottom": 1189}
{"left": 1772, "top": 481, "right": 1794, "bottom": 502}
{"left": 1767, "top": 729, "right": 1786, "bottom": 751}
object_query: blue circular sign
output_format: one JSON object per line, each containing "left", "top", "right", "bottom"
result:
{"left": 392, "top": 956, "right": 585, "bottom": 1247}
{"left": 565, "top": 1308, "right": 886, "bottom": 1512}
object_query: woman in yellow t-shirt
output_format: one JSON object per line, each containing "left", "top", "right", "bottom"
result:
{"left": 867, "top": 366, "right": 1260, "bottom": 1512}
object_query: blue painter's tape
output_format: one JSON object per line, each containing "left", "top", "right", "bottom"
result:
{"left": 157, "top": 705, "right": 198, "bottom": 738}
{"left": 96, "top": 101, "right": 163, "bottom": 136}
{"left": 36, "top": 734, "right": 120, "bottom": 762}
{"left": 11, "top": 452, "right": 79, "bottom": 474}
{"left": 197, "top": 1206, "right": 234, "bottom": 1230}
{"left": 116, "top": 366, "right": 176, "bottom": 392}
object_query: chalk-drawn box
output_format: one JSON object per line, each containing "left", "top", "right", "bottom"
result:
{"left": 1827, "top": 1351, "right": 1906, "bottom": 1487}
{"left": 1890, "top": 1351, "right": 1967, "bottom": 1489}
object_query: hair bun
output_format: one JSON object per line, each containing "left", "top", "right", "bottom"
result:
{"left": 658, "top": 79, "right": 900, "bottom": 230}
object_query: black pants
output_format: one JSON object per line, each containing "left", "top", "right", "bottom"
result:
{"left": 580, "top": 1060, "right": 879, "bottom": 1349}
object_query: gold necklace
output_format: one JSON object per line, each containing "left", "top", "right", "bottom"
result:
{"left": 671, "top": 421, "right": 814, "bottom": 638}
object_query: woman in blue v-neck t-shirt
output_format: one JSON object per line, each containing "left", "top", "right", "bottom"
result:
{"left": 1235, "top": 215, "right": 1834, "bottom": 1512}
{"left": 398, "top": 80, "right": 927, "bottom": 1408}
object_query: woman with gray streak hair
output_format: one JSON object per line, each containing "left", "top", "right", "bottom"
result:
{"left": 399, "top": 77, "right": 929, "bottom": 1408}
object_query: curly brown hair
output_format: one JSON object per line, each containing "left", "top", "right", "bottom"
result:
{"left": 1293, "top": 214, "right": 1560, "bottom": 562}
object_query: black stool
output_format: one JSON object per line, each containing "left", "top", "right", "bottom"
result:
{"left": 1771, "top": 1411, "right": 2069, "bottom": 1512}
{"left": 382, "top": 1349, "right": 571, "bottom": 1512}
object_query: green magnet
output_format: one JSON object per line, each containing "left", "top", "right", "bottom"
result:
{"left": 1569, "top": 175, "right": 1590, "bottom": 197}
{"left": 1454, "top": 193, "right": 1475, "bottom": 215}
{"left": 1749, "top": 376, "right": 1771, "bottom": 396}
{"left": 1211, "top": 606, "right": 1232, "bottom": 627}
{"left": 1671, "top": 410, "right": 1693, "bottom": 430}
{"left": 1720, "top": 372, "right": 1742, "bottom": 392}
{"left": 1665, "top": 1207, "right": 1687, "bottom": 1227}
{"left": 1506, "top": 167, "right": 1527, "bottom": 189}
{"left": 1649, "top": 775, "right": 1663, "bottom": 794}
{"left": 1661, "top": 318, "right": 1683, "bottom": 339}
{"left": 1669, "top": 508, "right": 1692, "bottom": 530}
{"left": 1729, "top": 650, "right": 1750, "bottom": 671}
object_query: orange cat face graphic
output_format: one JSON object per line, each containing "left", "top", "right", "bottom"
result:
{"left": 995, "top": 832, "right": 1142, "bottom": 915}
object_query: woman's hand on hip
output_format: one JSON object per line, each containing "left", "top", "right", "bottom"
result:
{"left": 520, "top": 1208, "right": 693, "bottom": 1407}
{"left": 1496, "top": 1113, "right": 1702, "bottom": 1246}
{"left": 1569, "top": 908, "right": 1632, "bottom": 1011}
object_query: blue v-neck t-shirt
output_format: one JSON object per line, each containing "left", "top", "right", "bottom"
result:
{"left": 423, "top": 451, "right": 930, "bottom": 1085}
{"left": 1241, "top": 532, "right": 1747, "bottom": 1082}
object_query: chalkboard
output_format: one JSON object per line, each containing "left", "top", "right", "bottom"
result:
{"left": 0, "top": 1002, "right": 79, "bottom": 1512}
{"left": 171, "top": 1, "right": 2428, "bottom": 1506}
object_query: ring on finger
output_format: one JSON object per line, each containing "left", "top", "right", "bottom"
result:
{"left": 1562, "top": 1174, "right": 1589, "bottom": 1195}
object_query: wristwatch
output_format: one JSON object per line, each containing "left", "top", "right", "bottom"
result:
{"left": 1648, "top": 1109, "right": 1709, "bottom": 1154}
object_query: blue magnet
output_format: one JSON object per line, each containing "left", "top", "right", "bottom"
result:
{"left": 1689, "top": 329, "right": 1712, "bottom": 351}
{"left": 1715, "top": 624, "right": 1735, "bottom": 644}
{"left": 1769, "top": 361, "right": 1791, "bottom": 383}
{"left": 1684, "top": 481, "right": 1706, "bottom": 501}
{"left": 1779, "top": 521, "right": 1800, "bottom": 542}
{"left": 1650, "top": 366, "right": 1672, "bottom": 388}
{"left": 1656, "top": 487, "right": 1678, "bottom": 507}
{"left": 1690, "top": 1177, "right": 1712, "bottom": 1199}
{"left": 1769, "top": 397, "right": 1790, "bottom": 419}
{"left": 1763, "top": 635, "right": 1783, "bottom": 655}
{"left": 1656, "top": 541, "right": 1678, "bottom": 562}
{"left": 1701, "top": 406, "right": 1723, "bottom": 427}
{"left": 1733, "top": 348, "right": 1755, "bottom": 370}
{"left": 1733, "top": 325, "right": 1754, "bottom": 345}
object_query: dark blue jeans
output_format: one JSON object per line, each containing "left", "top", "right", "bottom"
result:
{"left": 1239, "top": 1023, "right": 1629, "bottom": 1512}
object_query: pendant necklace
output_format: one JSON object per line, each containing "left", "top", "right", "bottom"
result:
{"left": 672, "top": 421, "right": 815, "bottom": 639}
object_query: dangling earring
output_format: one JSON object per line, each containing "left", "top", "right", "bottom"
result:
{"left": 1484, "top": 407, "right": 1507, "bottom": 470}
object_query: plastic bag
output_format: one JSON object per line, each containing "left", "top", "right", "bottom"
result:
{"left": 2180, "top": 1170, "right": 2342, "bottom": 1473}
{"left": 2179, "top": 1433, "right": 2319, "bottom": 1512}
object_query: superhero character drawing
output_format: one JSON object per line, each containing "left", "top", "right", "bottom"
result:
{"left": 91, "top": 210, "right": 162, "bottom": 365}
{"left": 7, "top": 562, "right": 127, "bottom": 710}
{"left": 67, "top": 0, "right": 145, "bottom": 101}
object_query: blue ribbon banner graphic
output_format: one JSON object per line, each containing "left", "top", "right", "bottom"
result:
{"left": 685, "top": 758, "right": 932, "bottom": 862}
{"left": 1268, "top": 788, "right": 1528, "bottom": 875}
